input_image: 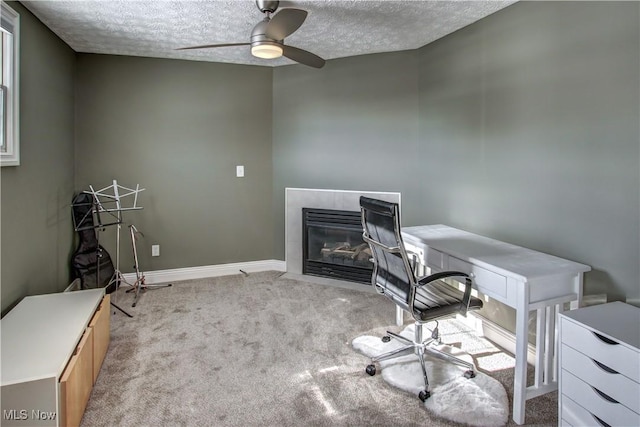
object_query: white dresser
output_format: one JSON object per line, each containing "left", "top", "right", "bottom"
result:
{"left": 558, "top": 301, "right": 640, "bottom": 426}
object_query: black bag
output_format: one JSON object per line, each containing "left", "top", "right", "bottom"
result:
{"left": 71, "top": 193, "right": 117, "bottom": 293}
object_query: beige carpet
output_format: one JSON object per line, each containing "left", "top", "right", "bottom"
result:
{"left": 81, "top": 271, "right": 556, "bottom": 426}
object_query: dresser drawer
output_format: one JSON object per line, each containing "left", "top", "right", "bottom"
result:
{"left": 449, "top": 257, "right": 507, "bottom": 300}
{"left": 561, "top": 370, "right": 640, "bottom": 427}
{"left": 562, "top": 395, "right": 611, "bottom": 427}
{"left": 561, "top": 343, "right": 640, "bottom": 413}
{"left": 559, "top": 418, "right": 573, "bottom": 427}
{"left": 561, "top": 318, "right": 640, "bottom": 382}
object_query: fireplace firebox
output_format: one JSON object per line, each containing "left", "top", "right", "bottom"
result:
{"left": 302, "top": 208, "right": 373, "bottom": 284}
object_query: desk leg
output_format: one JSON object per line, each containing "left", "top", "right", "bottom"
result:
{"left": 396, "top": 306, "right": 403, "bottom": 326}
{"left": 513, "top": 282, "right": 530, "bottom": 425}
{"left": 570, "top": 273, "right": 584, "bottom": 310}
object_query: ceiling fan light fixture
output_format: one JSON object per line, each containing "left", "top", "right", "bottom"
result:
{"left": 178, "top": 2, "right": 323, "bottom": 68}
{"left": 251, "top": 43, "right": 283, "bottom": 59}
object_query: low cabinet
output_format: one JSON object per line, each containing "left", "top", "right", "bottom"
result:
{"left": 1, "top": 289, "right": 110, "bottom": 427}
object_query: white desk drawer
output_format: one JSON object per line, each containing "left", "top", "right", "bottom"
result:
{"left": 561, "top": 318, "right": 640, "bottom": 382}
{"left": 561, "top": 343, "right": 640, "bottom": 413}
{"left": 562, "top": 395, "right": 611, "bottom": 427}
{"left": 425, "top": 247, "right": 444, "bottom": 270}
{"left": 449, "top": 257, "right": 507, "bottom": 300}
{"left": 561, "top": 370, "right": 640, "bottom": 427}
{"left": 405, "top": 244, "right": 444, "bottom": 271}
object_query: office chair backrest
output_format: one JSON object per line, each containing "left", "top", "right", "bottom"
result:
{"left": 360, "top": 197, "right": 415, "bottom": 309}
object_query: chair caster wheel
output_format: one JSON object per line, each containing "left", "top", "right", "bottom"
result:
{"left": 381, "top": 335, "right": 391, "bottom": 343}
{"left": 365, "top": 364, "right": 376, "bottom": 376}
{"left": 419, "top": 390, "right": 431, "bottom": 402}
{"left": 464, "top": 370, "right": 476, "bottom": 379}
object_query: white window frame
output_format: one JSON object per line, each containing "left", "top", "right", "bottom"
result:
{"left": 1, "top": 1, "right": 20, "bottom": 167}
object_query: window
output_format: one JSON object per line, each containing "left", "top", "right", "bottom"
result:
{"left": 1, "top": 1, "right": 19, "bottom": 166}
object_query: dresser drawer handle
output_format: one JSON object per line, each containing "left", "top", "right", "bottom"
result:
{"left": 592, "top": 386, "right": 619, "bottom": 404}
{"left": 592, "top": 359, "right": 619, "bottom": 374}
{"left": 592, "top": 414, "right": 612, "bottom": 427}
{"left": 593, "top": 332, "right": 619, "bottom": 345}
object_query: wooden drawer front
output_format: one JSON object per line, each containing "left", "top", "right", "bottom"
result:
{"left": 561, "top": 343, "right": 640, "bottom": 413}
{"left": 89, "top": 294, "right": 110, "bottom": 384}
{"left": 561, "top": 370, "right": 640, "bottom": 427}
{"left": 449, "top": 257, "right": 507, "bottom": 300}
{"left": 562, "top": 395, "right": 611, "bottom": 427}
{"left": 59, "top": 328, "right": 93, "bottom": 427}
{"left": 561, "top": 318, "right": 640, "bottom": 382}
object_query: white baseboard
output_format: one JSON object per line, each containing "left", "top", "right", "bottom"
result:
{"left": 458, "top": 312, "right": 537, "bottom": 366}
{"left": 122, "top": 260, "right": 286, "bottom": 284}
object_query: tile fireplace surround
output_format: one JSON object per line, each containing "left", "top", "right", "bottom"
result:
{"left": 285, "top": 188, "right": 401, "bottom": 278}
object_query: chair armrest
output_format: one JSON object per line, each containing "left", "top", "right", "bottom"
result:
{"left": 417, "top": 270, "right": 469, "bottom": 285}
{"left": 416, "top": 271, "right": 474, "bottom": 316}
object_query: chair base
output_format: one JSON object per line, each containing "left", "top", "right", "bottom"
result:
{"left": 366, "top": 321, "right": 476, "bottom": 401}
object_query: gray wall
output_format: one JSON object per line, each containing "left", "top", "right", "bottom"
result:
{"left": 273, "top": 50, "right": 420, "bottom": 256}
{"left": 1, "top": 2, "right": 76, "bottom": 313}
{"left": 417, "top": 1, "right": 639, "bottom": 323}
{"left": 75, "top": 55, "right": 274, "bottom": 272}
{"left": 273, "top": 2, "right": 640, "bottom": 328}
{"left": 2, "top": 1, "right": 638, "bottom": 325}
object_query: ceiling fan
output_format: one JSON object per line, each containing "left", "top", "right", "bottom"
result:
{"left": 177, "top": 0, "right": 325, "bottom": 69}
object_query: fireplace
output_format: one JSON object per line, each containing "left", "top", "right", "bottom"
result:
{"left": 302, "top": 208, "right": 373, "bottom": 284}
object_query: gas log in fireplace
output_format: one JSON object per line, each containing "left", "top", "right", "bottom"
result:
{"left": 302, "top": 208, "right": 373, "bottom": 284}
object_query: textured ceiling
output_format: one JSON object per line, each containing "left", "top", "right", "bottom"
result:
{"left": 22, "top": 0, "right": 517, "bottom": 68}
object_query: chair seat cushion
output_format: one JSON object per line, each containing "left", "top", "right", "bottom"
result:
{"left": 412, "top": 279, "right": 483, "bottom": 322}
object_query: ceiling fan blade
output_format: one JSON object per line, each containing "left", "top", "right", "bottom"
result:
{"left": 282, "top": 45, "right": 325, "bottom": 68}
{"left": 265, "top": 8, "right": 307, "bottom": 40}
{"left": 176, "top": 43, "right": 250, "bottom": 51}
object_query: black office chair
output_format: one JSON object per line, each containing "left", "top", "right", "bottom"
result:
{"left": 359, "top": 196, "right": 483, "bottom": 402}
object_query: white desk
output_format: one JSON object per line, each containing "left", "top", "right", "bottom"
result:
{"left": 401, "top": 224, "right": 591, "bottom": 425}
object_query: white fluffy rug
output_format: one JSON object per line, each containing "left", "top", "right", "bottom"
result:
{"left": 353, "top": 323, "right": 509, "bottom": 426}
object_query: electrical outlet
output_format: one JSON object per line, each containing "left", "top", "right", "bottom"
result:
{"left": 152, "top": 244, "right": 160, "bottom": 257}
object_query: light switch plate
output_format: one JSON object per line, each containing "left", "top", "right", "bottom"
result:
{"left": 236, "top": 165, "right": 244, "bottom": 177}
